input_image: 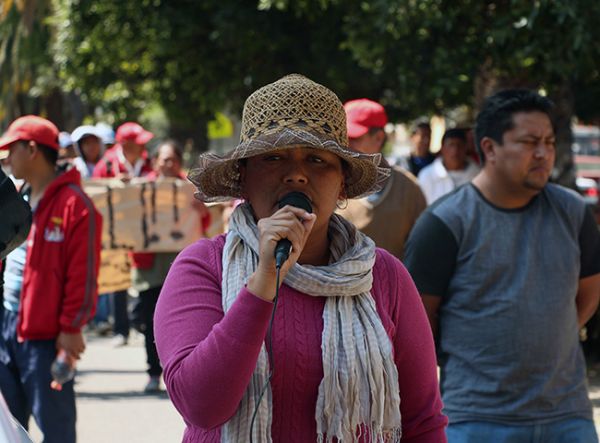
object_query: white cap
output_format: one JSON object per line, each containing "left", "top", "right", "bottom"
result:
{"left": 59, "top": 131, "right": 73, "bottom": 149}
{"left": 95, "top": 122, "right": 115, "bottom": 145}
{"left": 71, "top": 125, "right": 103, "bottom": 144}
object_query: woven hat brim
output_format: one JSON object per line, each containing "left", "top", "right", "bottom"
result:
{"left": 188, "top": 128, "right": 390, "bottom": 202}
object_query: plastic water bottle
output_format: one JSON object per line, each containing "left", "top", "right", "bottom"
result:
{"left": 50, "top": 350, "right": 75, "bottom": 391}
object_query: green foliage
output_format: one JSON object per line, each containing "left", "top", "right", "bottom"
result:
{"left": 0, "top": 0, "right": 56, "bottom": 125}
{"left": 4, "top": 0, "right": 600, "bottom": 143}
{"left": 53, "top": 0, "right": 163, "bottom": 121}
{"left": 253, "top": 0, "right": 600, "bottom": 185}
{"left": 52, "top": 0, "right": 385, "bottom": 142}
{"left": 262, "top": 0, "right": 600, "bottom": 120}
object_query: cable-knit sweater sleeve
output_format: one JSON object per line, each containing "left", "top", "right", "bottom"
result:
{"left": 373, "top": 249, "right": 448, "bottom": 443}
{"left": 153, "top": 236, "right": 274, "bottom": 429}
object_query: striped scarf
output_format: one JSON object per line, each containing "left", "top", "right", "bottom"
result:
{"left": 221, "top": 203, "right": 401, "bottom": 442}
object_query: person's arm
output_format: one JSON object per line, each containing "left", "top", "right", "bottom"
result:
{"left": 60, "top": 190, "right": 102, "bottom": 358}
{"left": 381, "top": 255, "right": 447, "bottom": 442}
{"left": 578, "top": 206, "right": 600, "bottom": 328}
{"left": 577, "top": 274, "right": 600, "bottom": 328}
{"left": 156, "top": 204, "right": 315, "bottom": 428}
{"left": 404, "top": 210, "right": 458, "bottom": 339}
{"left": 154, "top": 238, "right": 275, "bottom": 429}
{"left": 421, "top": 294, "right": 443, "bottom": 340}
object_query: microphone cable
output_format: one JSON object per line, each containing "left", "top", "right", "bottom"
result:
{"left": 249, "top": 264, "right": 282, "bottom": 443}
{"left": 249, "top": 192, "right": 310, "bottom": 441}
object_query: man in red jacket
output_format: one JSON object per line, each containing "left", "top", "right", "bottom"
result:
{"left": 92, "top": 121, "right": 153, "bottom": 179}
{"left": 0, "top": 115, "right": 102, "bottom": 443}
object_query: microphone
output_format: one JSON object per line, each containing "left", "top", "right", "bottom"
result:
{"left": 274, "top": 191, "right": 312, "bottom": 268}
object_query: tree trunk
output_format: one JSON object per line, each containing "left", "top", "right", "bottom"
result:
{"left": 44, "top": 88, "right": 65, "bottom": 129}
{"left": 548, "top": 83, "right": 576, "bottom": 188}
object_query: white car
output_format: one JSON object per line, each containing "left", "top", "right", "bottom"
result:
{"left": 576, "top": 176, "right": 599, "bottom": 206}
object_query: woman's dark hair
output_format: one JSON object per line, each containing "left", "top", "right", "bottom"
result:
{"left": 155, "top": 139, "right": 183, "bottom": 162}
{"left": 475, "top": 89, "right": 554, "bottom": 163}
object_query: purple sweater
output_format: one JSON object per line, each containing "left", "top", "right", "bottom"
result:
{"left": 154, "top": 235, "right": 447, "bottom": 442}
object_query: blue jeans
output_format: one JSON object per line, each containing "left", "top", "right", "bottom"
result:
{"left": 93, "top": 293, "right": 110, "bottom": 323}
{"left": 447, "top": 418, "right": 598, "bottom": 443}
{"left": 0, "top": 310, "right": 76, "bottom": 443}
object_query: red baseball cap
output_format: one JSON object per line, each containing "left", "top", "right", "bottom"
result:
{"left": 0, "top": 115, "right": 60, "bottom": 150}
{"left": 344, "top": 99, "right": 388, "bottom": 139}
{"left": 115, "top": 122, "right": 154, "bottom": 145}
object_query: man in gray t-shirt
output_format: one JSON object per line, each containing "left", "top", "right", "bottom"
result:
{"left": 405, "top": 89, "right": 600, "bottom": 443}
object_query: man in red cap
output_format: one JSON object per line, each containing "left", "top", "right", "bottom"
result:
{"left": 92, "top": 121, "right": 154, "bottom": 179}
{"left": 0, "top": 115, "right": 102, "bottom": 443}
{"left": 92, "top": 122, "right": 154, "bottom": 346}
{"left": 338, "top": 99, "right": 427, "bottom": 259}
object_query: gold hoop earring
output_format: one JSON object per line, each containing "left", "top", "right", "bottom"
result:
{"left": 336, "top": 198, "right": 348, "bottom": 210}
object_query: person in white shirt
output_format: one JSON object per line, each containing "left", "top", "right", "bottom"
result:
{"left": 418, "top": 128, "right": 479, "bottom": 204}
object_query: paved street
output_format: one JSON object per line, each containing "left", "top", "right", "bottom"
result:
{"left": 24, "top": 333, "right": 600, "bottom": 442}
{"left": 29, "top": 333, "right": 185, "bottom": 443}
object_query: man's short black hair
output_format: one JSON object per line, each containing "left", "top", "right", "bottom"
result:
{"left": 367, "top": 127, "right": 387, "bottom": 150}
{"left": 475, "top": 89, "right": 554, "bottom": 163}
{"left": 442, "top": 128, "right": 467, "bottom": 145}
{"left": 411, "top": 121, "right": 431, "bottom": 136}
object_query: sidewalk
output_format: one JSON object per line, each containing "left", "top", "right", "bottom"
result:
{"left": 29, "top": 333, "right": 185, "bottom": 443}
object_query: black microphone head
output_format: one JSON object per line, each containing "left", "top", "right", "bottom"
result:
{"left": 277, "top": 191, "right": 312, "bottom": 213}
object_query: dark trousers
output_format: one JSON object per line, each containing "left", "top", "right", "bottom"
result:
{"left": 139, "top": 286, "right": 162, "bottom": 377}
{"left": 112, "top": 290, "right": 130, "bottom": 338}
{"left": 0, "top": 310, "right": 76, "bottom": 443}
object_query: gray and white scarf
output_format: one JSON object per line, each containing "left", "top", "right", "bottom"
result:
{"left": 221, "top": 203, "right": 401, "bottom": 442}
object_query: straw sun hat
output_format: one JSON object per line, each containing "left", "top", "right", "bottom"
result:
{"left": 188, "top": 74, "right": 390, "bottom": 202}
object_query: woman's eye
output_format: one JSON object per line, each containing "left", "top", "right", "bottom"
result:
{"left": 264, "top": 155, "right": 281, "bottom": 161}
{"left": 309, "top": 156, "right": 324, "bottom": 163}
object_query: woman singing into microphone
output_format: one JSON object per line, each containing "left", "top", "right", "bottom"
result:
{"left": 154, "top": 74, "right": 447, "bottom": 442}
